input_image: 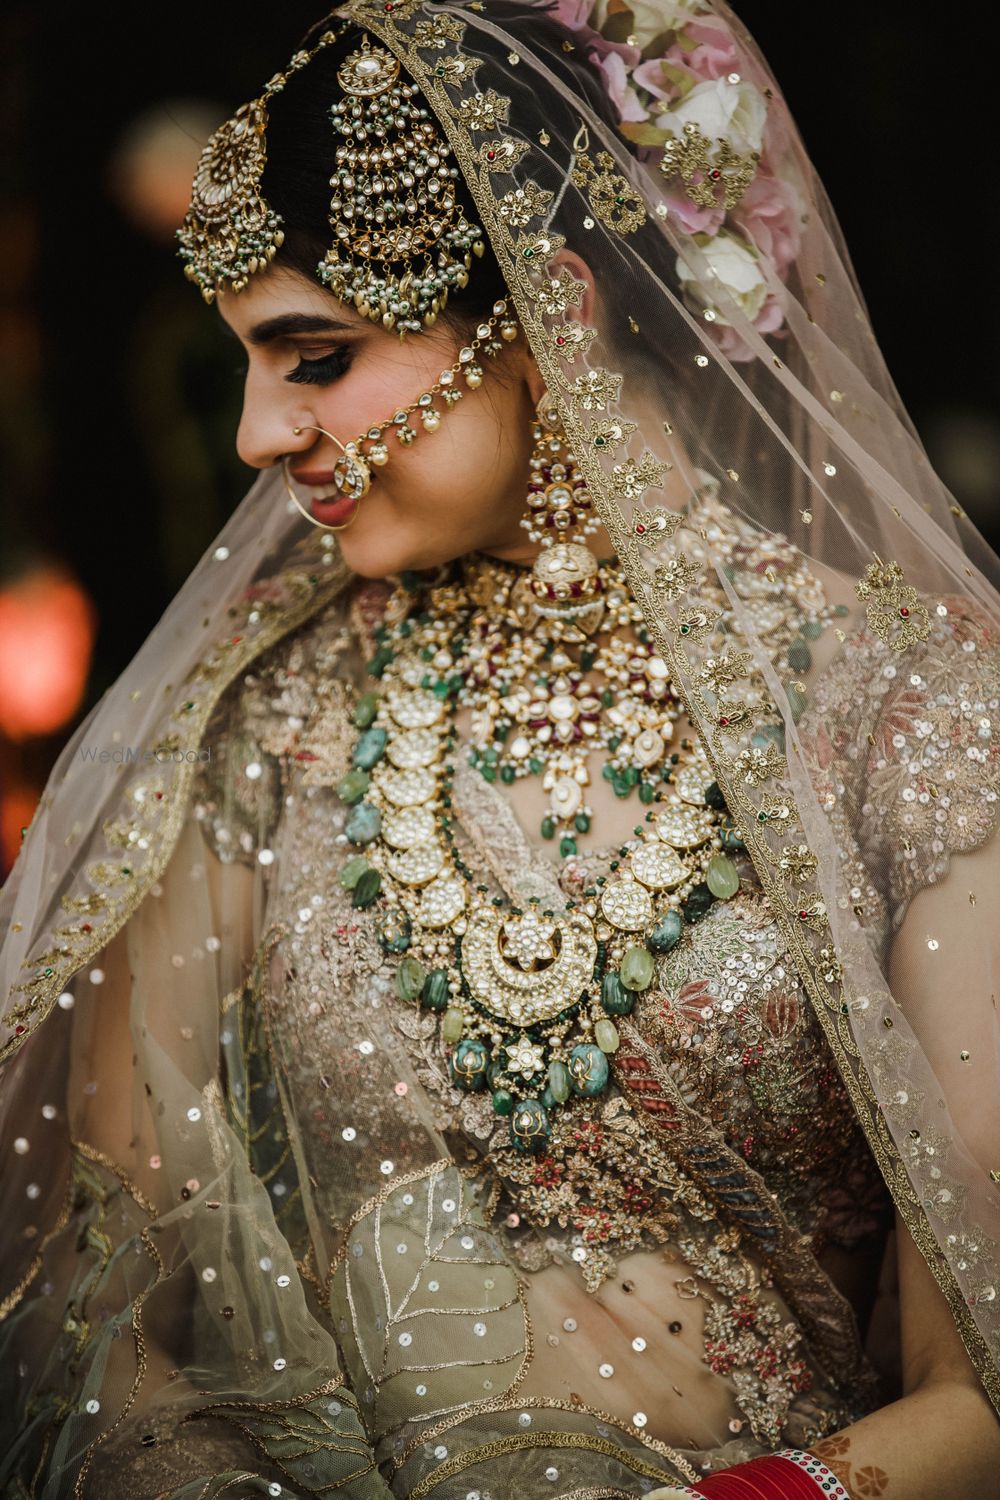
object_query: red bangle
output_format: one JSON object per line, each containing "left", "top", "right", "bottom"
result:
{"left": 689, "top": 1449, "right": 851, "bottom": 1498}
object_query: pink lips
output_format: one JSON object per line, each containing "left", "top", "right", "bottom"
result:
{"left": 288, "top": 469, "right": 365, "bottom": 529}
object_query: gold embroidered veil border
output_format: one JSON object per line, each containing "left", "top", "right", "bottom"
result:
{"left": 2, "top": 1, "right": 1000, "bottom": 1490}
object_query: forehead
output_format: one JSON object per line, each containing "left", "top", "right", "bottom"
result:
{"left": 216, "top": 266, "right": 360, "bottom": 339}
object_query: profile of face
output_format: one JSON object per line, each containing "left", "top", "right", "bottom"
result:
{"left": 220, "top": 262, "right": 595, "bottom": 579}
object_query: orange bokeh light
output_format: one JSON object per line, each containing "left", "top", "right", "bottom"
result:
{"left": 0, "top": 567, "right": 96, "bottom": 740}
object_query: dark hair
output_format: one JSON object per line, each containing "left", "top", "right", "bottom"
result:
{"left": 260, "top": 3, "right": 657, "bottom": 333}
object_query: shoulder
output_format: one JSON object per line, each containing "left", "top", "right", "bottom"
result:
{"left": 805, "top": 592, "right": 1000, "bottom": 925}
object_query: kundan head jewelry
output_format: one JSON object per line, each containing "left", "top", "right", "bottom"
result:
{"left": 178, "top": 29, "right": 486, "bottom": 333}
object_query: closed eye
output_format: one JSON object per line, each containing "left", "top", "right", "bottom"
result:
{"left": 286, "top": 348, "right": 352, "bottom": 386}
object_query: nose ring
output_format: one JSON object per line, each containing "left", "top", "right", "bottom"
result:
{"left": 294, "top": 424, "right": 372, "bottom": 499}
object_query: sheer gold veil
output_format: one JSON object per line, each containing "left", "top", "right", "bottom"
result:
{"left": 3, "top": 1, "right": 999, "bottom": 1490}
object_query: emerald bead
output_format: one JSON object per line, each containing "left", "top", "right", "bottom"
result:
{"left": 395, "top": 957, "right": 426, "bottom": 1002}
{"left": 421, "top": 969, "right": 450, "bottom": 1012}
{"left": 719, "top": 816, "right": 745, "bottom": 852}
{"left": 787, "top": 639, "right": 812, "bottom": 673}
{"left": 559, "top": 835, "right": 577, "bottom": 858}
{"left": 601, "top": 972, "right": 635, "bottom": 1015}
{"left": 345, "top": 802, "right": 381, "bottom": 845}
{"left": 580, "top": 649, "right": 596, "bottom": 670}
{"left": 339, "top": 855, "right": 369, "bottom": 891}
{"left": 528, "top": 756, "right": 544, "bottom": 774}
{"left": 801, "top": 618, "right": 825, "bottom": 640}
{"left": 568, "top": 1043, "right": 609, "bottom": 1096}
{"left": 639, "top": 782, "right": 655, "bottom": 804}
{"left": 704, "top": 780, "right": 727, "bottom": 811}
{"left": 441, "top": 1007, "right": 465, "bottom": 1044}
{"left": 492, "top": 1087, "right": 515, "bottom": 1116}
{"left": 452, "top": 1038, "right": 488, "bottom": 1090}
{"left": 540, "top": 1086, "right": 557, "bottom": 1110}
{"left": 353, "top": 727, "right": 388, "bottom": 770}
{"left": 547, "top": 1059, "right": 571, "bottom": 1103}
{"left": 707, "top": 852, "right": 740, "bottom": 900}
{"left": 595, "top": 1018, "right": 620, "bottom": 1054}
{"left": 509, "top": 1098, "right": 551, "bottom": 1153}
{"left": 377, "top": 908, "right": 411, "bottom": 954}
{"left": 786, "top": 681, "right": 808, "bottom": 723}
{"left": 481, "top": 765, "right": 497, "bottom": 783}
{"left": 601, "top": 689, "right": 614, "bottom": 708}
{"left": 336, "top": 768, "right": 370, "bottom": 806}
{"left": 351, "top": 868, "right": 382, "bottom": 909}
{"left": 611, "top": 772, "right": 631, "bottom": 799}
{"left": 682, "top": 881, "right": 715, "bottom": 924}
{"left": 354, "top": 691, "right": 378, "bottom": 728}
{"left": 541, "top": 816, "right": 556, "bottom": 840}
{"left": 648, "top": 910, "right": 683, "bottom": 954}
{"left": 368, "top": 646, "right": 393, "bottom": 677}
{"left": 620, "top": 945, "right": 655, "bottom": 991}
{"left": 500, "top": 764, "right": 516, "bottom": 784}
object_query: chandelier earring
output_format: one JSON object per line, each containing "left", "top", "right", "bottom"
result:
{"left": 522, "top": 394, "right": 605, "bottom": 632}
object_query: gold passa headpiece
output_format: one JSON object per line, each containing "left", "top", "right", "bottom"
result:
{"left": 178, "top": 30, "right": 485, "bottom": 331}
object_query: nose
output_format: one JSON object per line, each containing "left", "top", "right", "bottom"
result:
{"left": 235, "top": 365, "right": 315, "bottom": 470}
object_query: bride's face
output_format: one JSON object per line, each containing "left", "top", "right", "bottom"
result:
{"left": 219, "top": 266, "right": 545, "bottom": 578}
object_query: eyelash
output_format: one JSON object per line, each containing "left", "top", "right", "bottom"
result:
{"left": 286, "top": 348, "right": 352, "bottom": 386}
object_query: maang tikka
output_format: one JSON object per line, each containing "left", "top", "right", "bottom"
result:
{"left": 178, "top": 30, "right": 486, "bottom": 334}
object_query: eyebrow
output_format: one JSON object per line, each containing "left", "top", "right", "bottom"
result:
{"left": 245, "top": 312, "right": 356, "bottom": 345}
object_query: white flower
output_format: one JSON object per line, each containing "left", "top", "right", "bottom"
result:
{"left": 656, "top": 77, "right": 767, "bottom": 157}
{"left": 676, "top": 230, "right": 768, "bottom": 325}
{"left": 589, "top": 0, "right": 700, "bottom": 50}
{"left": 506, "top": 1039, "right": 546, "bottom": 1078}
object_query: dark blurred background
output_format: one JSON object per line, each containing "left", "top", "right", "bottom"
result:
{"left": 1, "top": 1, "right": 998, "bottom": 874}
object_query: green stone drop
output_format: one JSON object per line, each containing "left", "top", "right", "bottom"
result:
{"left": 540, "top": 1086, "right": 557, "bottom": 1110}
{"left": 704, "top": 780, "right": 727, "bottom": 811}
{"left": 639, "top": 782, "right": 655, "bottom": 805}
{"left": 492, "top": 1087, "right": 515, "bottom": 1116}
{"left": 528, "top": 756, "right": 544, "bottom": 774}
{"left": 595, "top": 1018, "right": 620, "bottom": 1054}
{"left": 568, "top": 1043, "right": 609, "bottom": 1096}
{"left": 601, "top": 972, "right": 635, "bottom": 1015}
{"left": 574, "top": 812, "right": 591, "bottom": 834}
{"left": 354, "top": 691, "right": 378, "bottom": 728}
{"left": 509, "top": 1098, "right": 551, "bottom": 1153}
{"left": 353, "top": 727, "right": 388, "bottom": 770}
{"left": 647, "top": 910, "right": 683, "bottom": 954}
{"left": 377, "top": 908, "right": 411, "bottom": 954}
{"left": 345, "top": 802, "right": 381, "bottom": 845}
{"left": 441, "top": 1007, "right": 465, "bottom": 1044}
{"left": 682, "top": 881, "right": 715, "bottom": 924}
{"left": 541, "top": 816, "right": 556, "bottom": 840}
{"left": 500, "top": 764, "right": 516, "bottom": 784}
{"left": 787, "top": 639, "right": 813, "bottom": 673}
{"left": 451, "top": 1038, "right": 488, "bottom": 1090}
{"left": 547, "top": 1059, "right": 571, "bottom": 1103}
{"left": 559, "top": 835, "right": 578, "bottom": 858}
{"left": 339, "top": 855, "right": 369, "bottom": 891}
{"left": 620, "top": 945, "right": 655, "bottom": 992}
{"left": 395, "top": 957, "right": 426, "bottom": 1002}
{"left": 786, "top": 681, "right": 808, "bottom": 723}
{"left": 719, "top": 816, "right": 745, "bottom": 853}
{"left": 351, "top": 868, "right": 382, "bottom": 909}
{"left": 707, "top": 853, "right": 740, "bottom": 900}
{"left": 801, "top": 617, "right": 825, "bottom": 640}
{"left": 336, "top": 768, "right": 370, "bottom": 806}
{"left": 481, "top": 765, "right": 497, "bottom": 783}
{"left": 421, "top": 969, "right": 450, "bottom": 1012}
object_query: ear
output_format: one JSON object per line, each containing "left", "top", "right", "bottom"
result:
{"left": 521, "top": 248, "right": 598, "bottom": 408}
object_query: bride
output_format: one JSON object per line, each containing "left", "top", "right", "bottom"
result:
{"left": 2, "top": 2, "right": 999, "bottom": 1495}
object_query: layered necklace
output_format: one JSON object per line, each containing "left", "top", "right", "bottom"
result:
{"left": 333, "top": 471, "right": 748, "bottom": 1154}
